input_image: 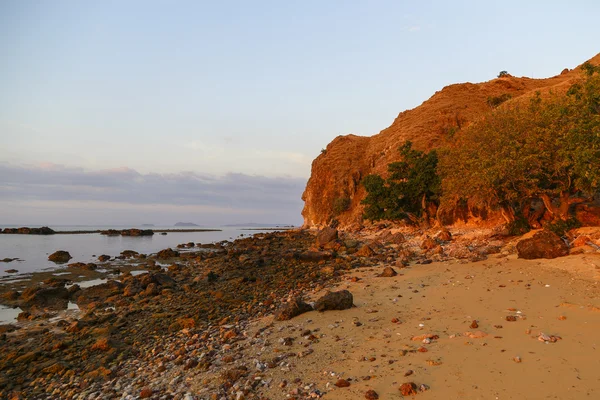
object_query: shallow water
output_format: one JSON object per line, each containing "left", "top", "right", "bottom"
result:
{"left": 0, "top": 225, "right": 280, "bottom": 277}
{"left": 0, "top": 305, "right": 22, "bottom": 324}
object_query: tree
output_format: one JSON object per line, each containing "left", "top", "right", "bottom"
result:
{"left": 362, "top": 142, "right": 441, "bottom": 222}
{"left": 440, "top": 64, "right": 600, "bottom": 224}
{"left": 498, "top": 70, "right": 509, "bottom": 78}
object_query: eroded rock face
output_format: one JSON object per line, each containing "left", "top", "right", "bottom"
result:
{"left": 516, "top": 230, "right": 569, "bottom": 259}
{"left": 48, "top": 251, "right": 72, "bottom": 263}
{"left": 314, "top": 290, "right": 353, "bottom": 311}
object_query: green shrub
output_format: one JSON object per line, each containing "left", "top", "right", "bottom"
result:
{"left": 332, "top": 197, "right": 351, "bottom": 215}
{"left": 498, "top": 70, "right": 509, "bottom": 78}
{"left": 544, "top": 218, "right": 581, "bottom": 236}
{"left": 486, "top": 93, "right": 512, "bottom": 108}
{"left": 506, "top": 216, "right": 530, "bottom": 236}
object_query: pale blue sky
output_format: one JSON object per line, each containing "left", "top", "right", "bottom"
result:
{"left": 0, "top": 1, "right": 598, "bottom": 225}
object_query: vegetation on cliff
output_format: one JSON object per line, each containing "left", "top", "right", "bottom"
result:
{"left": 361, "top": 64, "right": 600, "bottom": 231}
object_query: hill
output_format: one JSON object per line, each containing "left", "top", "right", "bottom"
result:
{"left": 302, "top": 53, "right": 600, "bottom": 229}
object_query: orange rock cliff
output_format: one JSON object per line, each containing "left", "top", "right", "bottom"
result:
{"left": 301, "top": 53, "right": 600, "bottom": 229}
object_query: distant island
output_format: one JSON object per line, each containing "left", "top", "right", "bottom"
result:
{"left": 223, "top": 223, "right": 293, "bottom": 227}
{"left": 174, "top": 222, "right": 200, "bottom": 227}
{"left": 141, "top": 224, "right": 155, "bottom": 227}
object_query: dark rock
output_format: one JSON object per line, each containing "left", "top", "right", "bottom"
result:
{"left": 437, "top": 229, "right": 452, "bottom": 241}
{"left": 356, "top": 245, "right": 375, "bottom": 257}
{"left": 379, "top": 266, "right": 397, "bottom": 277}
{"left": 120, "top": 250, "right": 139, "bottom": 258}
{"left": 274, "top": 298, "right": 313, "bottom": 321}
{"left": 121, "top": 229, "right": 154, "bottom": 236}
{"left": 316, "top": 227, "right": 338, "bottom": 247}
{"left": 297, "top": 251, "right": 332, "bottom": 262}
{"left": 72, "top": 280, "right": 124, "bottom": 307}
{"left": 4, "top": 269, "right": 18, "bottom": 273}
{"left": 98, "top": 255, "right": 111, "bottom": 262}
{"left": 314, "top": 290, "right": 353, "bottom": 311}
{"left": 48, "top": 250, "right": 72, "bottom": 263}
{"left": 365, "top": 390, "right": 379, "bottom": 399}
{"left": 156, "top": 248, "right": 180, "bottom": 259}
{"left": 516, "top": 230, "right": 569, "bottom": 259}
{"left": 21, "top": 286, "right": 69, "bottom": 309}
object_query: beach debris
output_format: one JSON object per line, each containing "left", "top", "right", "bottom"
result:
{"left": 538, "top": 332, "right": 562, "bottom": 343}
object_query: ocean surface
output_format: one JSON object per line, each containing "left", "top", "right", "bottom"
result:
{"left": 0, "top": 225, "right": 286, "bottom": 278}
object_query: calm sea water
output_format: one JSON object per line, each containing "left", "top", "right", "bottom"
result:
{"left": 0, "top": 225, "right": 283, "bottom": 278}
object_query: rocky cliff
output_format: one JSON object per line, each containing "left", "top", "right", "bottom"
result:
{"left": 302, "top": 53, "right": 600, "bottom": 229}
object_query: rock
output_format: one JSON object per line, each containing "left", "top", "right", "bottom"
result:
{"left": 356, "top": 245, "right": 375, "bottom": 257}
{"left": 157, "top": 248, "right": 180, "bottom": 259}
{"left": 335, "top": 379, "right": 350, "bottom": 387}
{"left": 316, "top": 227, "right": 338, "bottom": 247}
{"left": 314, "top": 290, "right": 353, "bottom": 311}
{"left": 297, "top": 251, "right": 333, "bottom": 262}
{"left": 400, "top": 382, "right": 418, "bottom": 396}
{"left": 365, "top": 390, "right": 379, "bottom": 399}
{"left": 4, "top": 269, "right": 18, "bottom": 273}
{"left": 470, "top": 320, "right": 479, "bottom": 329}
{"left": 437, "top": 229, "right": 452, "bottom": 241}
{"left": 516, "top": 231, "right": 569, "bottom": 259}
{"left": 139, "top": 388, "right": 153, "bottom": 398}
{"left": 420, "top": 237, "right": 437, "bottom": 250}
{"left": 98, "top": 255, "right": 111, "bottom": 262}
{"left": 121, "top": 229, "right": 154, "bottom": 236}
{"left": 21, "top": 286, "right": 69, "bottom": 309}
{"left": 48, "top": 251, "right": 72, "bottom": 263}
{"left": 274, "top": 298, "right": 313, "bottom": 321}
{"left": 379, "top": 266, "right": 397, "bottom": 277}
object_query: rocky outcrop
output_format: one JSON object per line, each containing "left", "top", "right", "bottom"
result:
{"left": 516, "top": 231, "right": 569, "bottom": 259}
{"left": 301, "top": 54, "right": 600, "bottom": 228}
{"left": 48, "top": 251, "right": 72, "bottom": 263}
{"left": 2, "top": 227, "right": 55, "bottom": 235}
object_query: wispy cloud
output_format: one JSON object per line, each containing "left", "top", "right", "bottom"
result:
{"left": 0, "top": 163, "right": 306, "bottom": 225}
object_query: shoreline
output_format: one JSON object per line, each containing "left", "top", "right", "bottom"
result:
{"left": 0, "top": 226, "right": 599, "bottom": 399}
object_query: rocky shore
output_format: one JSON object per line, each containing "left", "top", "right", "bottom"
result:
{"left": 1, "top": 226, "right": 599, "bottom": 399}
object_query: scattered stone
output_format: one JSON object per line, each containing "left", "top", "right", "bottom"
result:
{"left": 157, "top": 248, "right": 180, "bottom": 259}
{"left": 420, "top": 237, "right": 437, "bottom": 250}
{"left": 379, "top": 266, "right": 398, "bottom": 277}
{"left": 365, "top": 389, "right": 379, "bottom": 399}
{"left": 513, "top": 356, "right": 522, "bottom": 363}
{"left": 470, "top": 320, "right": 479, "bottom": 329}
{"left": 356, "top": 245, "right": 375, "bottom": 257}
{"left": 400, "top": 382, "right": 418, "bottom": 396}
{"left": 335, "top": 379, "right": 350, "bottom": 387}
{"left": 314, "top": 290, "right": 353, "bottom": 311}
{"left": 506, "top": 316, "right": 517, "bottom": 322}
{"left": 4, "top": 269, "right": 18, "bottom": 273}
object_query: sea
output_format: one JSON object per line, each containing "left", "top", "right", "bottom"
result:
{"left": 0, "top": 225, "right": 289, "bottom": 278}
{"left": 0, "top": 225, "right": 289, "bottom": 323}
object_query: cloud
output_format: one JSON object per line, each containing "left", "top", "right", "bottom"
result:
{"left": 0, "top": 163, "right": 307, "bottom": 225}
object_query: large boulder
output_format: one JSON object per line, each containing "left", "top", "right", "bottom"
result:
{"left": 48, "top": 250, "right": 72, "bottom": 263}
{"left": 273, "top": 298, "right": 313, "bottom": 321}
{"left": 516, "top": 230, "right": 569, "bottom": 259}
{"left": 314, "top": 290, "right": 353, "bottom": 311}
{"left": 316, "top": 227, "right": 338, "bottom": 247}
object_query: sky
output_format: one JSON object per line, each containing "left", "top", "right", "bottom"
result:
{"left": 0, "top": 0, "right": 599, "bottom": 226}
